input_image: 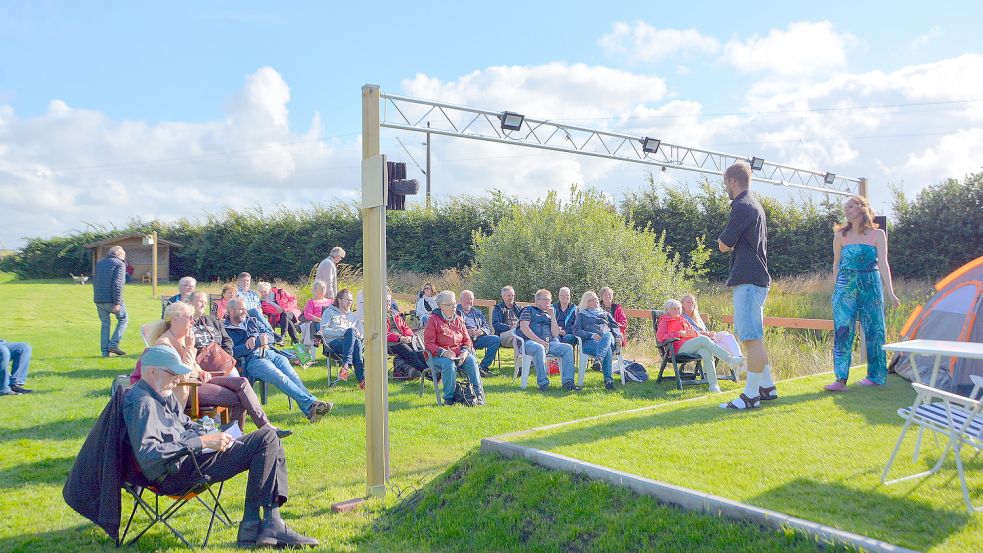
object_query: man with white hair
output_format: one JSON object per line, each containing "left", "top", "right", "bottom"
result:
{"left": 457, "top": 290, "right": 501, "bottom": 377}
{"left": 491, "top": 285, "right": 522, "bottom": 349}
{"left": 93, "top": 245, "right": 128, "bottom": 357}
{"left": 314, "top": 246, "right": 346, "bottom": 298}
{"left": 123, "top": 344, "right": 318, "bottom": 548}
{"left": 518, "top": 289, "right": 578, "bottom": 392}
{"left": 162, "top": 276, "right": 197, "bottom": 317}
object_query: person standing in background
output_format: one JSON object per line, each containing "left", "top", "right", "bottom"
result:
{"left": 93, "top": 245, "right": 128, "bottom": 357}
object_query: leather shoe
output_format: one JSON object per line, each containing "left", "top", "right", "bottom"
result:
{"left": 236, "top": 519, "right": 261, "bottom": 547}
{"left": 0, "top": 389, "right": 20, "bottom": 396}
{"left": 109, "top": 346, "right": 127, "bottom": 356}
{"left": 255, "top": 518, "right": 319, "bottom": 548}
{"left": 10, "top": 385, "right": 32, "bottom": 394}
{"left": 275, "top": 428, "right": 293, "bottom": 439}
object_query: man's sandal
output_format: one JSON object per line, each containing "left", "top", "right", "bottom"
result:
{"left": 721, "top": 393, "right": 760, "bottom": 410}
{"left": 758, "top": 386, "right": 778, "bottom": 401}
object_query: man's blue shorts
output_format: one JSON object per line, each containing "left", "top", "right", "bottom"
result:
{"left": 732, "top": 284, "right": 769, "bottom": 341}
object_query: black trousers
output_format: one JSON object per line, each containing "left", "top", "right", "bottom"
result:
{"left": 388, "top": 342, "right": 427, "bottom": 371}
{"left": 158, "top": 425, "right": 288, "bottom": 508}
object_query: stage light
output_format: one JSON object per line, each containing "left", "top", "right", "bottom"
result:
{"left": 824, "top": 172, "right": 836, "bottom": 185}
{"left": 641, "top": 137, "right": 661, "bottom": 154}
{"left": 499, "top": 111, "right": 524, "bottom": 132}
{"left": 750, "top": 157, "right": 765, "bottom": 171}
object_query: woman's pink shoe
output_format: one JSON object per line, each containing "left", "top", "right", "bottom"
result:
{"left": 857, "top": 378, "right": 881, "bottom": 386}
{"left": 824, "top": 381, "right": 847, "bottom": 392}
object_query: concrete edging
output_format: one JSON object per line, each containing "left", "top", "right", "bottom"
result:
{"left": 481, "top": 431, "right": 917, "bottom": 553}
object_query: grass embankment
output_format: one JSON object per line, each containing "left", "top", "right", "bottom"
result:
{"left": 0, "top": 274, "right": 847, "bottom": 552}
{"left": 509, "top": 373, "right": 982, "bottom": 553}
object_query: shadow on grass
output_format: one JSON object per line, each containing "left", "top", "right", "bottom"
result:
{"left": 750, "top": 477, "right": 970, "bottom": 551}
{"left": 0, "top": 417, "right": 96, "bottom": 443}
{"left": 33, "top": 368, "right": 121, "bottom": 380}
{"left": 0, "top": 524, "right": 119, "bottom": 553}
{"left": 0, "top": 455, "right": 75, "bottom": 489}
{"left": 356, "top": 451, "right": 849, "bottom": 553}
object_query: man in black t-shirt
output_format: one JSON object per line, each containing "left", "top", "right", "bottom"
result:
{"left": 717, "top": 161, "right": 778, "bottom": 411}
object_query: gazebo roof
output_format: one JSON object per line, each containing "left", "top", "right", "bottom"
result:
{"left": 83, "top": 232, "right": 183, "bottom": 249}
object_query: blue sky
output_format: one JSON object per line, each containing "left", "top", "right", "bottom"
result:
{"left": 1, "top": 1, "right": 981, "bottom": 248}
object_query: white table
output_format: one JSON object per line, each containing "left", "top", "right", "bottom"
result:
{"left": 883, "top": 339, "right": 983, "bottom": 388}
{"left": 882, "top": 339, "right": 983, "bottom": 464}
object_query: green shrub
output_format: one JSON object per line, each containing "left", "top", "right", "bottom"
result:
{"left": 470, "top": 187, "right": 705, "bottom": 338}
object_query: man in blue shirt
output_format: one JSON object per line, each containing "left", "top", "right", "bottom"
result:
{"left": 491, "top": 285, "right": 522, "bottom": 348}
{"left": 717, "top": 161, "right": 775, "bottom": 411}
{"left": 517, "top": 289, "right": 578, "bottom": 392}
{"left": 457, "top": 290, "right": 501, "bottom": 377}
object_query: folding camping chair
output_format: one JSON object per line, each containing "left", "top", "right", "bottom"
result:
{"left": 119, "top": 430, "right": 233, "bottom": 548}
{"left": 419, "top": 349, "right": 476, "bottom": 406}
{"left": 881, "top": 375, "right": 983, "bottom": 514}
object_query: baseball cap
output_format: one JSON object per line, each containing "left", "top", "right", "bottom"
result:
{"left": 140, "top": 345, "right": 192, "bottom": 376}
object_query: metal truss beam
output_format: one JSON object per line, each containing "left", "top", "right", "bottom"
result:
{"left": 380, "top": 93, "right": 861, "bottom": 197}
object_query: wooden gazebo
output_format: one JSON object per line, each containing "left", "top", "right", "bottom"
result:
{"left": 84, "top": 233, "right": 182, "bottom": 282}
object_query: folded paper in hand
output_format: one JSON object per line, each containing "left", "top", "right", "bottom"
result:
{"left": 201, "top": 421, "right": 243, "bottom": 454}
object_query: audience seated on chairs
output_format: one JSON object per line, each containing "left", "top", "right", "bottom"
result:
{"left": 215, "top": 283, "right": 237, "bottom": 321}
{"left": 386, "top": 289, "right": 427, "bottom": 380}
{"left": 320, "top": 288, "right": 366, "bottom": 389}
{"left": 142, "top": 301, "right": 291, "bottom": 436}
{"left": 599, "top": 287, "right": 629, "bottom": 349}
{"left": 457, "top": 290, "right": 501, "bottom": 377}
{"left": 257, "top": 281, "right": 301, "bottom": 344}
{"left": 573, "top": 291, "right": 622, "bottom": 391}
{"left": 553, "top": 286, "right": 578, "bottom": 347}
{"left": 681, "top": 293, "right": 743, "bottom": 371}
{"left": 518, "top": 289, "right": 578, "bottom": 392}
{"left": 122, "top": 345, "right": 319, "bottom": 548}
{"left": 492, "top": 285, "right": 523, "bottom": 348}
{"left": 225, "top": 299, "right": 332, "bottom": 423}
{"left": 235, "top": 272, "right": 279, "bottom": 340}
{"left": 656, "top": 299, "right": 744, "bottom": 393}
{"left": 0, "top": 338, "right": 32, "bottom": 396}
{"left": 425, "top": 290, "right": 485, "bottom": 406}
{"left": 415, "top": 283, "right": 438, "bottom": 326}
{"left": 162, "top": 276, "right": 197, "bottom": 317}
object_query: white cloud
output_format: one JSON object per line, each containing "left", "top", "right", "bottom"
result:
{"left": 910, "top": 25, "right": 943, "bottom": 49}
{"left": 722, "top": 21, "right": 860, "bottom": 77}
{"left": 0, "top": 66, "right": 361, "bottom": 248}
{"left": 598, "top": 21, "right": 720, "bottom": 64}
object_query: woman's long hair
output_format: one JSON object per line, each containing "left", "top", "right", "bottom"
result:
{"left": 835, "top": 195, "right": 879, "bottom": 236}
{"left": 148, "top": 301, "right": 194, "bottom": 342}
{"left": 680, "top": 294, "right": 706, "bottom": 331}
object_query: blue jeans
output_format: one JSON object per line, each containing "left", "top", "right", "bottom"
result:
{"left": 523, "top": 340, "right": 575, "bottom": 388}
{"left": 243, "top": 350, "right": 316, "bottom": 415}
{"left": 472, "top": 334, "right": 501, "bottom": 370}
{"left": 732, "top": 284, "right": 769, "bottom": 341}
{"left": 559, "top": 334, "right": 578, "bottom": 346}
{"left": 0, "top": 342, "right": 31, "bottom": 392}
{"left": 248, "top": 308, "right": 277, "bottom": 336}
{"left": 431, "top": 355, "right": 483, "bottom": 402}
{"left": 581, "top": 332, "right": 615, "bottom": 381}
{"left": 95, "top": 302, "right": 128, "bottom": 354}
{"left": 328, "top": 328, "right": 365, "bottom": 382}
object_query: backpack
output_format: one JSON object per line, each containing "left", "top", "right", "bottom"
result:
{"left": 453, "top": 379, "right": 478, "bottom": 406}
{"left": 392, "top": 357, "right": 422, "bottom": 380}
{"left": 623, "top": 362, "right": 649, "bottom": 383}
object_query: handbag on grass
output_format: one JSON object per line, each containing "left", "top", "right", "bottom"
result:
{"left": 196, "top": 342, "right": 237, "bottom": 376}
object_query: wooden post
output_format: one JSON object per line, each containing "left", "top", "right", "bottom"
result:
{"left": 151, "top": 231, "right": 158, "bottom": 299}
{"left": 362, "top": 84, "right": 389, "bottom": 498}
{"left": 858, "top": 177, "right": 868, "bottom": 199}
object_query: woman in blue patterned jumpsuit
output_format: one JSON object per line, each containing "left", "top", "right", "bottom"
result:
{"left": 825, "top": 196, "right": 901, "bottom": 392}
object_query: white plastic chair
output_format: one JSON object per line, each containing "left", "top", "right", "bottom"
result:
{"left": 575, "top": 335, "right": 625, "bottom": 387}
{"left": 511, "top": 335, "right": 561, "bottom": 389}
{"left": 881, "top": 375, "right": 983, "bottom": 514}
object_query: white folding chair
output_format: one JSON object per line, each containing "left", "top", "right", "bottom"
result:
{"left": 575, "top": 335, "right": 625, "bottom": 387}
{"left": 882, "top": 375, "right": 983, "bottom": 514}
{"left": 511, "top": 335, "right": 562, "bottom": 389}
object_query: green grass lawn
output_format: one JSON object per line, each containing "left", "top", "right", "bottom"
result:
{"left": 508, "top": 373, "right": 983, "bottom": 553}
{"left": 0, "top": 273, "right": 920, "bottom": 552}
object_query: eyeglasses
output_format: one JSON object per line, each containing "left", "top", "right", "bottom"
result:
{"left": 439, "top": 302, "right": 455, "bottom": 307}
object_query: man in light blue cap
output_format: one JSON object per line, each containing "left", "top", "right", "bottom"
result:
{"left": 123, "top": 345, "right": 318, "bottom": 548}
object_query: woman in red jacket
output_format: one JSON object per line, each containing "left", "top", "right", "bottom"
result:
{"left": 424, "top": 290, "right": 485, "bottom": 405}
{"left": 258, "top": 282, "right": 301, "bottom": 344}
{"left": 656, "top": 299, "right": 744, "bottom": 393}
{"left": 386, "top": 289, "right": 427, "bottom": 379}
{"left": 599, "top": 287, "right": 629, "bottom": 348}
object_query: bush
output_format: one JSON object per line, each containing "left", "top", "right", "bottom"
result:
{"left": 470, "top": 187, "right": 705, "bottom": 338}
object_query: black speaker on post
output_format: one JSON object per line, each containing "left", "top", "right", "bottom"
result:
{"left": 386, "top": 161, "right": 419, "bottom": 211}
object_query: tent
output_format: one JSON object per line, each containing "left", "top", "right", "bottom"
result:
{"left": 891, "top": 256, "right": 983, "bottom": 395}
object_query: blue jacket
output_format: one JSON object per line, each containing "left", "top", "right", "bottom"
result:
{"left": 224, "top": 316, "right": 274, "bottom": 360}
{"left": 491, "top": 301, "right": 522, "bottom": 335}
{"left": 93, "top": 256, "right": 125, "bottom": 305}
{"left": 573, "top": 309, "right": 623, "bottom": 342}
{"left": 552, "top": 302, "right": 577, "bottom": 336}
{"left": 456, "top": 304, "right": 492, "bottom": 334}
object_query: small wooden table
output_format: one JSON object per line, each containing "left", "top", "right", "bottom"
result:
{"left": 883, "top": 339, "right": 983, "bottom": 387}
